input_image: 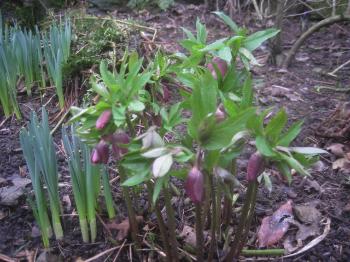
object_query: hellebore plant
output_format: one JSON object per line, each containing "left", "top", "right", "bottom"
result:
{"left": 67, "top": 12, "right": 327, "bottom": 261}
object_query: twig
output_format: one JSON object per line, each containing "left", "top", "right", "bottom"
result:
{"left": 0, "top": 254, "right": 17, "bottom": 262}
{"left": 112, "top": 240, "right": 127, "bottom": 262}
{"left": 96, "top": 213, "right": 113, "bottom": 237}
{"left": 50, "top": 109, "right": 71, "bottom": 135}
{"left": 283, "top": 15, "right": 350, "bottom": 68}
{"left": 0, "top": 117, "right": 9, "bottom": 129}
{"left": 282, "top": 218, "right": 331, "bottom": 258}
{"left": 84, "top": 243, "right": 129, "bottom": 262}
{"left": 328, "top": 59, "right": 350, "bottom": 77}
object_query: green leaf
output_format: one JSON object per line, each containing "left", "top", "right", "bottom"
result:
{"left": 203, "top": 107, "right": 256, "bottom": 150}
{"left": 265, "top": 109, "right": 288, "bottom": 143}
{"left": 91, "top": 77, "right": 109, "bottom": 99}
{"left": 128, "top": 100, "right": 145, "bottom": 112}
{"left": 188, "top": 71, "right": 217, "bottom": 140}
{"left": 279, "top": 153, "right": 310, "bottom": 176}
{"left": 244, "top": 28, "right": 279, "bottom": 51}
{"left": 200, "top": 38, "right": 227, "bottom": 52}
{"left": 289, "top": 147, "right": 328, "bottom": 155}
{"left": 122, "top": 171, "right": 149, "bottom": 186}
{"left": 169, "top": 169, "right": 188, "bottom": 180}
{"left": 152, "top": 154, "right": 173, "bottom": 178}
{"left": 240, "top": 74, "right": 253, "bottom": 109}
{"left": 182, "top": 27, "right": 196, "bottom": 41}
{"left": 112, "top": 105, "right": 126, "bottom": 127}
{"left": 256, "top": 136, "right": 276, "bottom": 157}
{"left": 277, "top": 120, "right": 303, "bottom": 147}
{"left": 100, "top": 60, "right": 119, "bottom": 92}
{"left": 152, "top": 176, "right": 166, "bottom": 204}
{"left": 276, "top": 161, "right": 292, "bottom": 184}
{"left": 239, "top": 47, "right": 260, "bottom": 65}
{"left": 196, "top": 18, "right": 207, "bottom": 44}
{"left": 217, "top": 46, "right": 232, "bottom": 63}
{"left": 142, "top": 147, "right": 168, "bottom": 158}
{"left": 213, "top": 11, "right": 239, "bottom": 33}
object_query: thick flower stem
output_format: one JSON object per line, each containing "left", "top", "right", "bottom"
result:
{"left": 225, "top": 181, "right": 258, "bottom": 261}
{"left": 146, "top": 182, "right": 172, "bottom": 261}
{"left": 163, "top": 186, "right": 179, "bottom": 262}
{"left": 202, "top": 171, "right": 211, "bottom": 227}
{"left": 195, "top": 203, "right": 204, "bottom": 262}
{"left": 119, "top": 168, "right": 141, "bottom": 251}
{"left": 208, "top": 175, "right": 217, "bottom": 262}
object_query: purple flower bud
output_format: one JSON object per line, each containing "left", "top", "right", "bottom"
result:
{"left": 91, "top": 140, "right": 110, "bottom": 164}
{"left": 112, "top": 132, "right": 130, "bottom": 155}
{"left": 247, "top": 152, "right": 264, "bottom": 182}
{"left": 215, "top": 104, "right": 226, "bottom": 122}
{"left": 207, "top": 57, "right": 228, "bottom": 79}
{"left": 185, "top": 166, "right": 204, "bottom": 203}
{"left": 96, "top": 110, "right": 112, "bottom": 130}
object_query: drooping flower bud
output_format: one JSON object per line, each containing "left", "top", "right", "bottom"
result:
{"left": 215, "top": 104, "right": 226, "bottom": 122}
{"left": 96, "top": 110, "right": 112, "bottom": 130}
{"left": 104, "top": 131, "right": 130, "bottom": 159}
{"left": 91, "top": 140, "right": 110, "bottom": 164}
{"left": 247, "top": 152, "right": 264, "bottom": 182}
{"left": 207, "top": 57, "right": 228, "bottom": 79}
{"left": 185, "top": 166, "right": 204, "bottom": 203}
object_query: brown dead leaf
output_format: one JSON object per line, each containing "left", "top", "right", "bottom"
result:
{"left": 332, "top": 158, "right": 350, "bottom": 171}
{"left": 180, "top": 225, "right": 196, "bottom": 247}
{"left": 0, "top": 176, "right": 31, "bottom": 206}
{"left": 107, "top": 216, "right": 143, "bottom": 241}
{"left": 257, "top": 200, "right": 293, "bottom": 247}
{"left": 179, "top": 225, "right": 210, "bottom": 248}
{"left": 327, "top": 143, "right": 346, "bottom": 158}
{"left": 294, "top": 204, "right": 322, "bottom": 224}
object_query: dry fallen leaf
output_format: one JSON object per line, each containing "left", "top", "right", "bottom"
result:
{"left": 180, "top": 225, "right": 196, "bottom": 247}
{"left": 0, "top": 176, "right": 31, "bottom": 206}
{"left": 294, "top": 204, "right": 322, "bottom": 224}
{"left": 327, "top": 143, "right": 346, "bottom": 157}
{"left": 257, "top": 200, "right": 293, "bottom": 247}
{"left": 332, "top": 158, "right": 350, "bottom": 171}
{"left": 107, "top": 216, "right": 143, "bottom": 241}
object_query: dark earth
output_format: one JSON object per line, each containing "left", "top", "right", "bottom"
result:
{"left": 0, "top": 1, "right": 350, "bottom": 261}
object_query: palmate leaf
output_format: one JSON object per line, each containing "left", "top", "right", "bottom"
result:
{"left": 277, "top": 121, "right": 303, "bottom": 147}
{"left": 213, "top": 11, "right": 239, "bottom": 33}
{"left": 243, "top": 28, "right": 280, "bottom": 51}
{"left": 265, "top": 109, "right": 288, "bottom": 143}
{"left": 188, "top": 70, "right": 217, "bottom": 140}
{"left": 202, "top": 107, "right": 256, "bottom": 150}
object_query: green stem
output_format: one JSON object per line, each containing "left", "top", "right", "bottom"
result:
{"left": 241, "top": 248, "right": 285, "bottom": 256}
{"left": 216, "top": 182, "right": 222, "bottom": 237}
{"left": 126, "top": 112, "right": 135, "bottom": 137}
{"left": 146, "top": 182, "right": 172, "bottom": 261}
{"left": 120, "top": 167, "right": 141, "bottom": 250}
{"left": 202, "top": 171, "right": 211, "bottom": 228}
{"left": 195, "top": 203, "right": 204, "bottom": 262}
{"left": 225, "top": 181, "right": 258, "bottom": 261}
{"left": 163, "top": 186, "right": 179, "bottom": 262}
{"left": 208, "top": 175, "right": 217, "bottom": 262}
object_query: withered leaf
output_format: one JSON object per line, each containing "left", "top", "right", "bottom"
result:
{"left": 107, "top": 216, "right": 143, "bottom": 241}
{"left": 257, "top": 200, "right": 293, "bottom": 247}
